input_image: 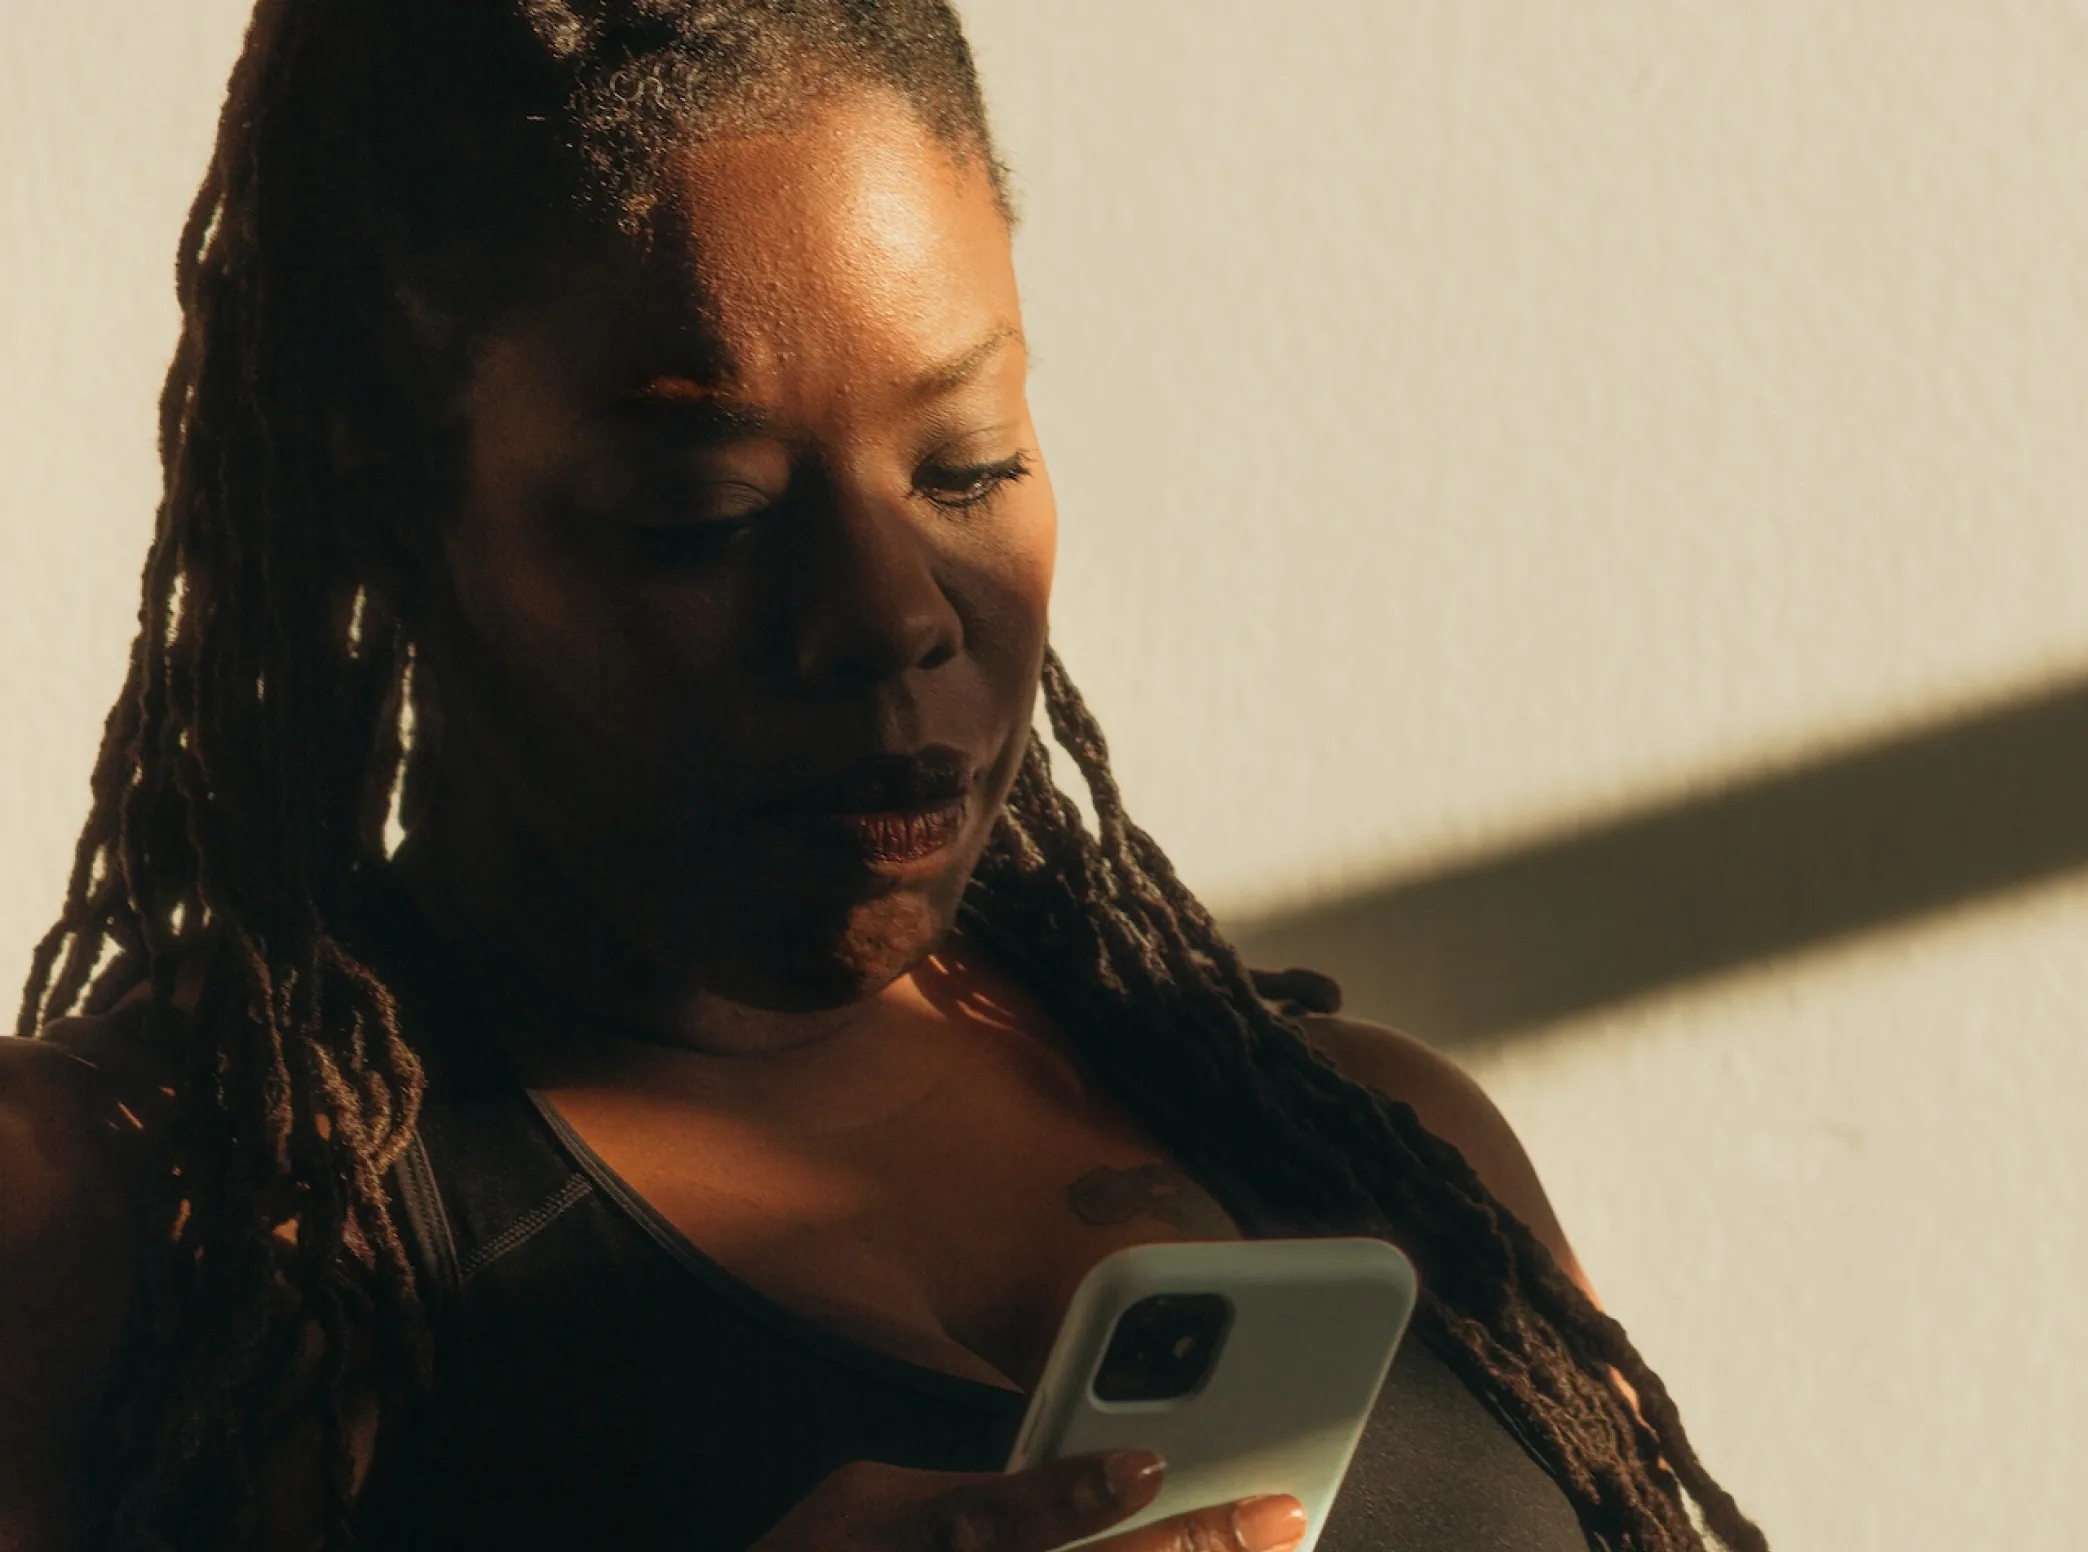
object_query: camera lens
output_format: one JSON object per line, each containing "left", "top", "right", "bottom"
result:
{"left": 1091, "top": 1293, "right": 1234, "bottom": 1403}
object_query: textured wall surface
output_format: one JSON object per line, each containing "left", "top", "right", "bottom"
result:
{"left": 5, "top": 4, "right": 2086, "bottom": 1547}
{"left": 951, "top": 10, "right": 2088, "bottom": 1544}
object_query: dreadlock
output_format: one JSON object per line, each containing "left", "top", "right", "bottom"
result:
{"left": 18, "top": 3, "right": 1763, "bottom": 1548}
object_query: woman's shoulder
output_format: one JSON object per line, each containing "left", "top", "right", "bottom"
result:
{"left": 9, "top": 948, "right": 211, "bottom": 1161}
{"left": 1288, "top": 1013, "right": 1598, "bottom": 1301}
{"left": 1, "top": 1004, "right": 386, "bottom": 1542}
{"left": 0, "top": 1004, "right": 173, "bottom": 1224}
{"left": 0, "top": 1012, "right": 171, "bottom": 1541}
{"left": 1287, "top": 1014, "right": 1498, "bottom": 1149}
{"left": 0, "top": 999, "right": 177, "bottom": 1293}
{"left": 1, "top": 992, "right": 188, "bottom": 1310}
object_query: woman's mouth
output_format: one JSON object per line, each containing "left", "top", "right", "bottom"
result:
{"left": 757, "top": 746, "right": 975, "bottom": 874}
{"left": 773, "top": 796, "right": 970, "bottom": 868}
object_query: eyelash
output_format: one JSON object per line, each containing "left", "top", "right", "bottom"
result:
{"left": 916, "top": 451, "right": 1034, "bottom": 511}
{"left": 629, "top": 452, "right": 1034, "bottom": 567}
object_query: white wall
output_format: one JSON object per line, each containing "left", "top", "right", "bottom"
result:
{"left": 0, "top": 3, "right": 246, "bottom": 976}
{"left": 953, "top": 8, "right": 2088, "bottom": 1545}
{"left": 6, "top": 4, "right": 2086, "bottom": 1547}
{"left": 962, "top": 2, "right": 2088, "bottom": 911}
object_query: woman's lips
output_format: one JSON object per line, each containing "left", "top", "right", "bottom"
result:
{"left": 755, "top": 746, "right": 976, "bottom": 874}
{"left": 765, "top": 795, "right": 970, "bottom": 869}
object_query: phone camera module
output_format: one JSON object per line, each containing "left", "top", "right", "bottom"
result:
{"left": 1091, "top": 1293, "right": 1235, "bottom": 1403}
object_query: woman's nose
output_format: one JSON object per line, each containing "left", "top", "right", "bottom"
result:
{"left": 788, "top": 495, "right": 963, "bottom": 693}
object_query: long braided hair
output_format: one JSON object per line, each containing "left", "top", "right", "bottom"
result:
{"left": 18, "top": 3, "right": 1765, "bottom": 1548}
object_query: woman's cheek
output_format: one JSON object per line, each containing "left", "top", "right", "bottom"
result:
{"left": 964, "top": 473, "right": 1058, "bottom": 633}
{"left": 1015, "top": 488, "right": 1057, "bottom": 613}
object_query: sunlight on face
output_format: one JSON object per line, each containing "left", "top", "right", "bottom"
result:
{"left": 427, "top": 87, "right": 1058, "bottom": 1011}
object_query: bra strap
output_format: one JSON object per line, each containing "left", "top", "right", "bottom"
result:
{"left": 389, "top": 1129, "right": 463, "bottom": 1318}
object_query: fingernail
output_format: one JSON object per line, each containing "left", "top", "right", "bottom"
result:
{"left": 1232, "top": 1494, "right": 1307, "bottom": 1552}
{"left": 1103, "top": 1449, "right": 1167, "bottom": 1503}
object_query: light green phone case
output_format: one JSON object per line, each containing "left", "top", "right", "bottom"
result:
{"left": 1003, "top": 1237, "right": 1418, "bottom": 1552}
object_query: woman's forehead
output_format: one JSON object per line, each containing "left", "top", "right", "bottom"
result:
{"left": 662, "top": 96, "right": 1014, "bottom": 339}
{"left": 505, "top": 91, "right": 1021, "bottom": 409}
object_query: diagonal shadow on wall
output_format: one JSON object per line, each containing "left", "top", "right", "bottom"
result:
{"left": 1225, "top": 672, "right": 2088, "bottom": 1050}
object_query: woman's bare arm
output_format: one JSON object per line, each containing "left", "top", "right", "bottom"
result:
{"left": 0, "top": 1028, "right": 381, "bottom": 1551}
{"left": 1292, "top": 1014, "right": 1597, "bottom": 1292}
{"left": 1294, "top": 1014, "right": 1660, "bottom": 1425}
{"left": 0, "top": 1037, "right": 148, "bottom": 1551}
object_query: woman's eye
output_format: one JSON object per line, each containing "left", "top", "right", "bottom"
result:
{"left": 628, "top": 480, "right": 773, "bottom": 563}
{"left": 917, "top": 452, "right": 1033, "bottom": 511}
{"left": 644, "top": 479, "right": 774, "bottom": 525}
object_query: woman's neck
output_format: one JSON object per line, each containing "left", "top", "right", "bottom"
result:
{"left": 387, "top": 801, "right": 902, "bottom": 1070}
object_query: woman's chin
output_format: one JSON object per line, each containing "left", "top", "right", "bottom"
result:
{"left": 685, "top": 888, "right": 955, "bottom": 1013}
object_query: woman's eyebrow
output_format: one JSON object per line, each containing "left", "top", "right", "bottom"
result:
{"left": 609, "top": 379, "right": 783, "bottom": 441}
{"left": 607, "top": 325, "right": 1023, "bottom": 434}
{"left": 910, "top": 324, "right": 1025, "bottom": 401}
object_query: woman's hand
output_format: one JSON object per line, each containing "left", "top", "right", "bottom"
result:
{"left": 749, "top": 1450, "right": 1307, "bottom": 1552}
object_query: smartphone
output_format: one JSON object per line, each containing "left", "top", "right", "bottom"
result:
{"left": 1003, "top": 1237, "right": 1418, "bottom": 1552}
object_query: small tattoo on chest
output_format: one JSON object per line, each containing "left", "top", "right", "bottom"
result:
{"left": 1065, "top": 1162, "right": 1240, "bottom": 1239}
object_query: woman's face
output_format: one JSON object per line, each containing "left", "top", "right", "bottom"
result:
{"left": 423, "top": 88, "right": 1056, "bottom": 1013}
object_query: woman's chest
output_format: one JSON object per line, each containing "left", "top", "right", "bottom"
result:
{"left": 530, "top": 1033, "right": 1244, "bottom": 1394}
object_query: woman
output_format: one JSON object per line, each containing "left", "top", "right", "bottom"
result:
{"left": 0, "top": 3, "right": 1762, "bottom": 1549}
